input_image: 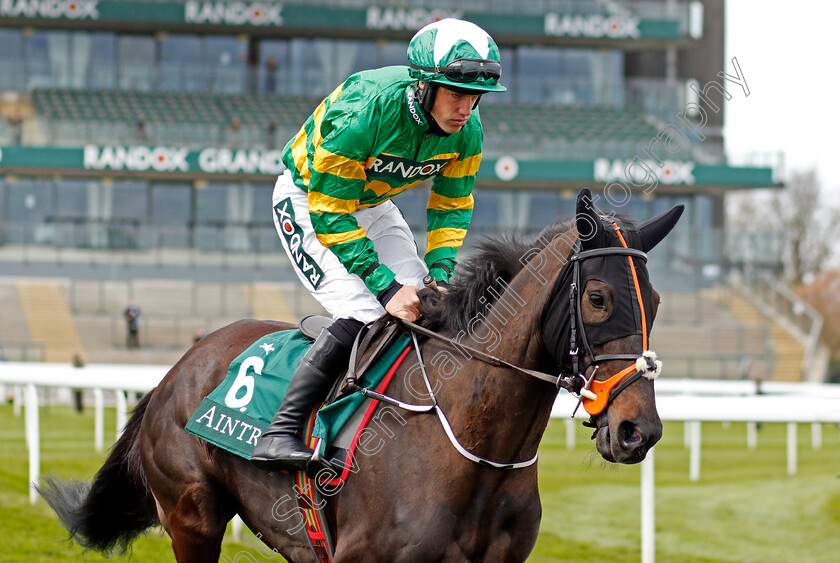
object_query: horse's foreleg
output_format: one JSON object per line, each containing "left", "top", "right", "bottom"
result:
{"left": 164, "top": 483, "right": 233, "bottom": 563}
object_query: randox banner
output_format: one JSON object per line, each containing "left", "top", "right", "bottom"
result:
{"left": 0, "top": 1, "right": 687, "bottom": 40}
{"left": 0, "top": 145, "right": 776, "bottom": 189}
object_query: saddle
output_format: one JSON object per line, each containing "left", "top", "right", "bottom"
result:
{"left": 298, "top": 314, "right": 404, "bottom": 406}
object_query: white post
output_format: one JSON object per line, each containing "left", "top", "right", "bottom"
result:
{"left": 24, "top": 390, "right": 31, "bottom": 449}
{"left": 787, "top": 422, "right": 797, "bottom": 476}
{"left": 115, "top": 390, "right": 127, "bottom": 440}
{"left": 689, "top": 421, "right": 701, "bottom": 482}
{"left": 26, "top": 383, "right": 40, "bottom": 505}
{"left": 232, "top": 515, "right": 243, "bottom": 542}
{"left": 641, "top": 448, "right": 655, "bottom": 563}
{"left": 746, "top": 422, "right": 757, "bottom": 450}
{"left": 811, "top": 423, "right": 822, "bottom": 450}
{"left": 94, "top": 388, "right": 104, "bottom": 452}
{"left": 565, "top": 419, "right": 575, "bottom": 450}
{"left": 14, "top": 385, "right": 23, "bottom": 416}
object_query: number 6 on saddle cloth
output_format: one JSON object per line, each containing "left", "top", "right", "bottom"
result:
{"left": 185, "top": 316, "right": 406, "bottom": 468}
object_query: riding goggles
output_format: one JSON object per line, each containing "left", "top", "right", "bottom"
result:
{"left": 412, "top": 58, "right": 502, "bottom": 85}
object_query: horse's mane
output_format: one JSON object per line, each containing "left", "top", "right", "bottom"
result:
{"left": 419, "top": 212, "right": 638, "bottom": 334}
{"left": 420, "top": 217, "right": 576, "bottom": 333}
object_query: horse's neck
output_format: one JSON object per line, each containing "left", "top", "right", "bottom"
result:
{"left": 432, "top": 229, "right": 576, "bottom": 462}
{"left": 481, "top": 227, "right": 576, "bottom": 368}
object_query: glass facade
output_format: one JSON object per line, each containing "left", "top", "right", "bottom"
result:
{"left": 0, "top": 173, "right": 779, "bottom": 285}
{"left": 513, "top": 47, "right": 623, "bottom": 106}
{"left": 0, "top": 28, "right": 637, "bottom": 108}
{"left": 0, "top": 176, "right": 280, "bottom": 252}
{"left": 0, "top": 24, "right": 729, "bottom": 274}
{"left": 0, "top": 174, "right": 711, "bottom": 249}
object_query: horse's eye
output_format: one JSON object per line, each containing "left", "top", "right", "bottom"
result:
{"left": 589, "top": 292, "right": 605, "bottom": 308}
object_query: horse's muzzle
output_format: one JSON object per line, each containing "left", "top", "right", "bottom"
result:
{"left": 595, "top": 413, "right": 662, "bottom": 464}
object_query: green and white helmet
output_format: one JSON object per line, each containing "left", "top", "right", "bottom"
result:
{"left": 407, "top": 18, "right": 506, "bottom": 93}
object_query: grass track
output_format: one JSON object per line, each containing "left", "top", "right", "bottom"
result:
{"left": 2, "top": 404, "right": 839, "bottom": 561}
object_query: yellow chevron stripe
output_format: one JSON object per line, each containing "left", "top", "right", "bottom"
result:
{"left": 383, "top": 180, "right": 423, "bottom": 198}
{"left": 329, "top": 83, "right": 343, "bottom": 103}
{"left": 364, "top": 179, "right": 393, "bottom": 198}
{"left": 364, "top": 178, "right": 424, "bottom": 198}
{"left": 308, "top": 191, "right": 360, "bottom": 214}
{"left": 313, "top": 145, "right": 367, "bottom": 180}
{"left": 291, "top": 88, "right": 342, "bottom": 187}
{"left": 311, "top": 98, "right": 328, "bottom": 148}
{"left": 290, "top": 127, "right": 311, "bottom": 185}
{"left": 427, "top": 192, "right": 474, "bottom": 211}
{"left": 427, "top": 228, "right": 467, "bottom": 252}
{"left": 317, "top": 228, "right": 367, "bottom": 247}
{"left": 441, "top": 154, "right": 482, "bottom": 178}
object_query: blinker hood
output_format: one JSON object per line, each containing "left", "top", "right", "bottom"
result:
{"left": 541, "top": 189, "right": 684, "bottom": 370}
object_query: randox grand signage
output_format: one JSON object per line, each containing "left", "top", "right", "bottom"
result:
{"left": 0, "top": 1, "right": 688, "bottom": 40}
{"left": 0, "top": 145, "right": 776, "bottom": 190}
{"left": 82, "top": 145, "right": 286, "bottom": 175}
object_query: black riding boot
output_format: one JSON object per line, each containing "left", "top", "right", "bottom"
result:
{"left": 251, "top": 329, "right": 349, "bottom": 472}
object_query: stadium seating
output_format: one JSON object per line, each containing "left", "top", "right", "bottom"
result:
{"left": 32, "top": 88, "right": 319, "bottom": 129}
{"left": 31, "top": 88, "right": 319, "bottom": 148}
{"left": 30, "top": 88, "right": 670, "bottom": 158}
{"left": 0, "top": 274, "right": 801, "bottom": 380}
{"left": 0, "top": 277, "right": 325, "bottom": 364}
{"left": 479, "top": 103, "right": 660, "bottom": 141}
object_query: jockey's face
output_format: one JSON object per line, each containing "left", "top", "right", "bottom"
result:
{"left": 430, "top": 85, "right": 480, "bottom": 134}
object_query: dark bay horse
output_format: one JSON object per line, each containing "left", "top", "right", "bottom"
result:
{"left": 39, "top": 189, "right": 683, "bottom": 562}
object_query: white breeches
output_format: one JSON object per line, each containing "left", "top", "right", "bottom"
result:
{"left": 272, "top": 170, "right": 428, "bottom": 323}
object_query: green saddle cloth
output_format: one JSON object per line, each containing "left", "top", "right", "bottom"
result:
{"left": 185, "top": 328, "right": 410, "bottom": 459}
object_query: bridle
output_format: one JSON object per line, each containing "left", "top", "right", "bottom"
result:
{"left": 347, "top": 223, "right": 662, "bottom": 470}
{"left": 399, "top": 223, "right": 662, "bottom": 418}
{"left": 547, "top": 223, "right": 662, "bottom": 417}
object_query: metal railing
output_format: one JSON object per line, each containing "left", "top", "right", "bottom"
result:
{"left": 68, "top": 279, "right": 255, "bottom": 317}
{"left": 660, "top": 353, "right": 774, "bottom": 381}
{"left": 0, "top": 221, "right": 288, "bottom": 270}
{"left": 0, "top": 220, "right": 788, "bottom": 287}
{"left": 0, "top": 340, "right": 47, "bottom": 362}
{"left": 732, "top": 269, "right": 824, "bottom": 380}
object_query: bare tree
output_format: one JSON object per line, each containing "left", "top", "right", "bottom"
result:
{"left": 797, "top": 269, "right": 840, "bottom": 353}
{"left": 770, "top": 169, "right": 840, "bottom": 284}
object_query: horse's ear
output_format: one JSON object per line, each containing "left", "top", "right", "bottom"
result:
{"left": 638, "top": 205, "right": 685, "bottom": 252}
{"left": 575, "top": 188, "right": 603, "bottom": 249}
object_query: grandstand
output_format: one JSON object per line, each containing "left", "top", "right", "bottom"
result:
{"left": 30, "top": 88, "right": 667, "bottom": 157}
{"left": 31, "top": 88, "right": 315, "bottom": 147}
{"left": 0, "top": 0, "right": 823, "bottom": 382}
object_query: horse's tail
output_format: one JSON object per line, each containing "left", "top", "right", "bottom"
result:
{"left": 37, "top": 390, "right": 159, "bottom": 555}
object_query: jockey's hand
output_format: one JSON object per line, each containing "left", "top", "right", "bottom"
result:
{"left": 385, "top": 285, "right": 421, "bottom": 322}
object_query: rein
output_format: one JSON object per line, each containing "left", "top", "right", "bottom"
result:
{"left": 353, "top": 328, "right": 540, "bottom": 470}
{"left": 402, "top": 320, "right": 565, "bottom": 387}
{"left": 347, "top": 224, "right": 664, "bottom": 470}
{"left": 406, "top": 223, "right": 663, "bottom": 418}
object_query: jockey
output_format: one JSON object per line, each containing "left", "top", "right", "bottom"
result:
{"left": 252, "top": 18, "right": 506, "bottom": 471}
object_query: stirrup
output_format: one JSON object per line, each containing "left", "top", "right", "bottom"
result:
{"left": 251, "top": 434, "right": 314, "bottom": 471}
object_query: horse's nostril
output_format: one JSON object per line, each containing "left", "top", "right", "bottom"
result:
{"left": 618, "top": 420, "right": 643, "bottom": 448}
